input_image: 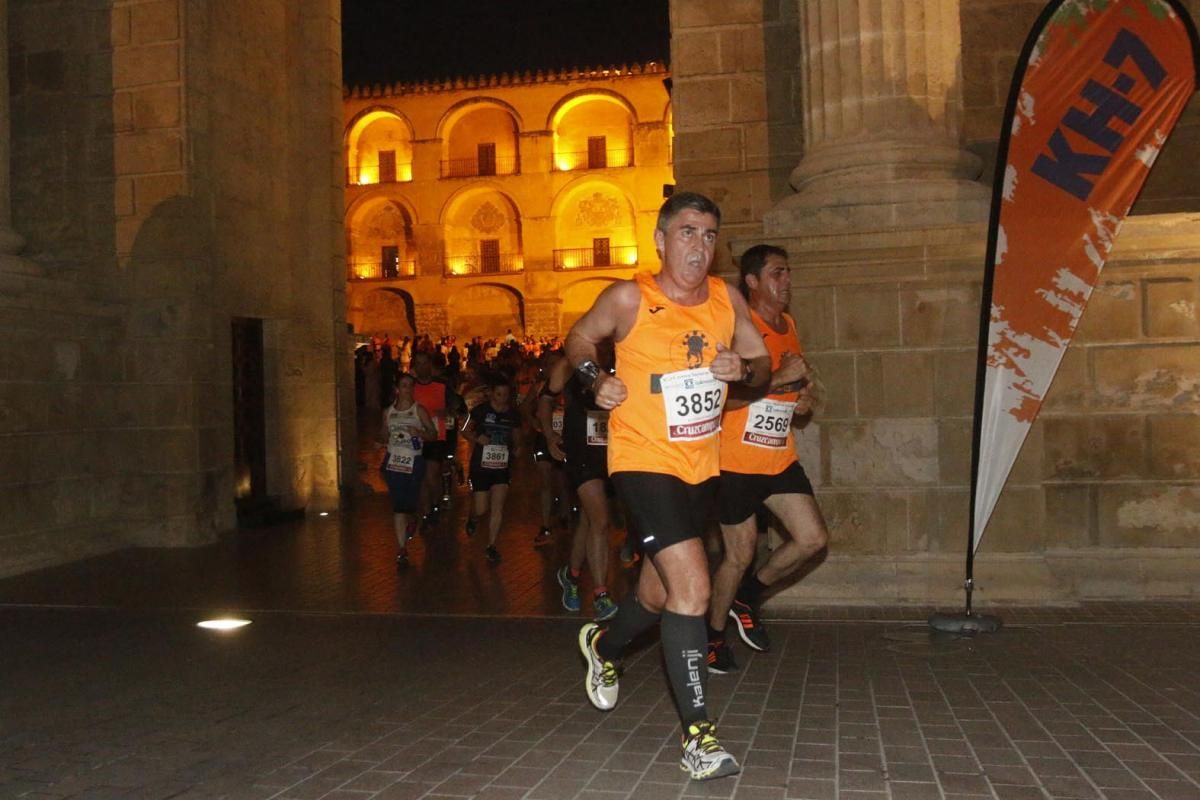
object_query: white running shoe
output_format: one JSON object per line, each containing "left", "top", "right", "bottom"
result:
{"left": 680, "top": 720, "right": 740, "bottom": 781}
{"left": 578, "top": 623, "right": 618, "bottom": 711}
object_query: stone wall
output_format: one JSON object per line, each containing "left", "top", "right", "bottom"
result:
{"left": 669, "top": 0, "right": 1200, "bottom": 604}
{"left": 667, "top": 0, "right": 803, "bottom": 272}
{"left": 1, "top": 0, "right": 345, "bottom": 577}
{"left": 761, "top": 215, "right": 1200, "bottom": 605}
{"left": 523, "top": 299, "right": 562, "bottom": 339}
{"left": 190, "top": 0, "right": 346, "bottom": 513}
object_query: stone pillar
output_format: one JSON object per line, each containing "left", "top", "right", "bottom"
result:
{"left": 764, "top": 0, "right": 989, "bottom": 234}
{"left": 0, "top": 0, "right": 27, "bottom": 255}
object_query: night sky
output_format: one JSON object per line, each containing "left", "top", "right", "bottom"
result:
{"left": 341, "top": 0, "right": 671, "bottom": 88}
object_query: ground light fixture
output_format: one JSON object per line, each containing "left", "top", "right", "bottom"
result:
{"left": 196, "top": 618, "right": 252, "bottom": 631}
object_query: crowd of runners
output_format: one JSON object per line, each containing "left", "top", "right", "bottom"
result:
{"left": 371, "top": 191, "right": 829, "bottom": 782}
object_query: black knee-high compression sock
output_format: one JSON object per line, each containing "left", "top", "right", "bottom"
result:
{"left": 661, "top": 610, "right": 708, "bottom": 726}
{"left": 596, "top": 593, "right": 659, "bottom": 661}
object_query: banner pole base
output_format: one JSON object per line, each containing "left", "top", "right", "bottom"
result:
{"left": 928, "top": 578, "right": 1003, "bottom": 634}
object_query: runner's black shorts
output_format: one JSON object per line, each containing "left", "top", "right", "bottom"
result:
{"left": 565, "top": 445, "right": 608, "bottom": 491}
{"left": 718, "top": 460, "right": 814, "bottom": 526}
{"left": 380, "top": 459, "right": 427, "bottom": 514}
{"left": 422, "top": 440, "right": 451, "bottom": 462}
{"left": 611, "top": 471, "right": 717, "bottom": 558}
{"left": 469, "top": 465, "right": 511, "bottom": 492}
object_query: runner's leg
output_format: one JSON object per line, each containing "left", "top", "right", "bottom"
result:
{"left": 420, "top": 456, "right": 442, "bottom": 519}
{"left": 709, "top": 517, "right": 756, "bottom": 635}
{"left": 594, "top": 547, "right": 667, "bottom": 660}
{"left": 487, "top": 483, "right": 509, "bottom": 548}
{"left": 469, "top": 489, "right": 488, "bottom": 534}
{"left": 756, "top": 493, "right": 828, "bottom": 586}
{"left": 577, "top": 478, "right": 610, "bottom": 587}
{"left": 651, "top": 539, "right": 711, "bottom": 726}
{"left": 555, "top": 464, "right": 572, "bottom": 526}
{"left": 537, "top": 459, "right": 554, "bottom": 529}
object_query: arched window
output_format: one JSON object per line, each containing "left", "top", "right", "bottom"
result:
{"left": 346, "top": 198, "right": 418, "bottom": 279}
{"left": 441, "top": 188, "right": 523, "bottom": 275}
{"left": 550, "top": 93, "right": 636, "bottom": 172}
{"left": 345, "top": 110, "right": 414, "bottom": 185}
{"left": 551, "top": 181, "right": 638, "bottom": 269}
{"left": 439, "top": 102, "right": 521, "bottom": 178}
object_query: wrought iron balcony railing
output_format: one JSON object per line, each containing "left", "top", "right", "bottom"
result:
{"left": 552, "top": 246, "right": 638, "bottom": 270}
{"left": 552, "top": 148, "right": 633, "bottom": 172}
{"left": 345, "top": 160, "right": 414, "bottom": 186}
{"left": 349, "top": 257, "right": 417, "bottom": 280}
{"left": 439, "top": 156, "right": 519, "bottom": 179}
{"left": 442, "top": 253, "right": 524, "bottom": 276}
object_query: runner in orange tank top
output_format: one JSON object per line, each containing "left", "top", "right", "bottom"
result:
{"left": 707, "top": 245, "right": 829, "bottom": 675}
{"left": 564, "top": 193, "right": 771, "bottom": 782}
{"left": 411, "top": 351, "right": 464, "bottom": 531}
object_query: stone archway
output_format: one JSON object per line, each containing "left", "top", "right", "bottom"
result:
{"left": 551, "top": 180, "right": 639, "bottom": 268}
{"left": 355, "top": 288, "right": 416, "bottom": 339}
{"left": 447, "top": 284, "right": 524, "bottom": 340}
{"left": 346, "top": 197, "right": 418, "bottom": 279}
{"left": 561, "top": 278, "right": 616, "bottom": 332}
{"left": 440, "top": 187, "right": 523, "bottom": 275}
{"left": 344, "top": 107, "right": 415, "bottom": 184}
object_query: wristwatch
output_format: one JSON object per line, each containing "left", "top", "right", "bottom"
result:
{"left": 575, "top": 359, "right": 602, "bottom": 389}
{"left": 740, "top": 360, "right": 754, "bottom": 383}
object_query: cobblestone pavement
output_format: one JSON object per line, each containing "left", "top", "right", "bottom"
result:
{"left": 2, "top": 443, "right": 1199, "bottom": 799}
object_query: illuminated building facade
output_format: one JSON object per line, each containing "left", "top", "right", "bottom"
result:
{"left": 342, "top": 63, "right": 674, "bottom": 341}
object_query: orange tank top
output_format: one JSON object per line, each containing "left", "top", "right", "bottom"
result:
{"left": 608, "top": 273, "right": 736, "bottom": 484}
{"left": 412, "top": 380, "right": 448, "bottom": 440}
{"left": 719, "top": 310, "right": 804, "bottom": 475}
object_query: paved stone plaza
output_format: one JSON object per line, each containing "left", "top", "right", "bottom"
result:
{"left": 2, "top": 462, "right": 1200, "bottom": 800}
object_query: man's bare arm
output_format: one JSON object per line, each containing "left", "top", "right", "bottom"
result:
{"left": 730, "top": 290, "right": 770, "bottom": 378}
{"left": 564, "top": 281, "right": 638, "bottom": 410}
{"left": 544, "top": 350, "right": 573, "bottom": 395}
{"left": 536, "top": 357, "right": 570, "bottom": 460}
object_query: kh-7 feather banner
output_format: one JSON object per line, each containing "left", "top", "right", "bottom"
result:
{"left": 971, "top": 0, "right": 1198, "bottom": 555}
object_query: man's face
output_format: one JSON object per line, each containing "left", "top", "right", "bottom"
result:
{"left": 747, "top": 254, "right": 791, "bottom": 308}
{"left": 654, "top": 209, "right": 719, "bottom": 288}
{"left": 413, "top": 355, "right": 432, "bottom": 379}
{"left": 490, "top": 384, "right": 512, "bottom": 407}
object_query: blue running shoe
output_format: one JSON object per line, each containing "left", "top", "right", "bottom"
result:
{"left": 592, "top": 592, "right": 618, "bottom": 621}
{"left": 557, "top": 566, "right": 581, "bottom": 611}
